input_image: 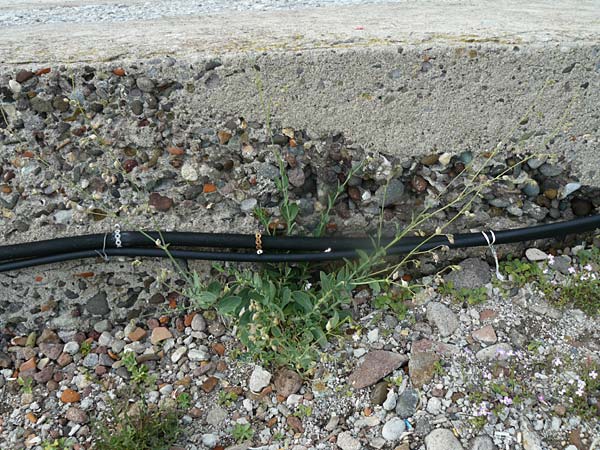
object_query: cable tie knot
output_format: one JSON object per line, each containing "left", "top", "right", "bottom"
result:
{"left": 481, "top": 230, "right": 505, "bottom": 281}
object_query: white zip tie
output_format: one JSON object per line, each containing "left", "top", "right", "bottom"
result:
{"left": 95, "top": 232, "right": 109, "bottom": 262}
{"left": 481, "top": 230, "right": 505, "bottom": 281}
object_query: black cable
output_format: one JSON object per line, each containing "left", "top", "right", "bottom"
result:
{"left": 2, "top": 215, "right": 600, "bottom": 263}
{"left": 1, "top": 215, "right": 598, "bottom": 272}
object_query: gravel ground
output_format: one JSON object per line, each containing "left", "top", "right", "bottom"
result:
{"left": 1, "top": 253, "right": 599, "bottom": 449}
{"left": 0, "top": 0, "right": 410, "bottom": 27}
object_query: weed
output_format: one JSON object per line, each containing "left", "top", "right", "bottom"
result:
{"left": 231, "top": 423, "right": 254, "bottom": 443}
{"left": 93, "top": 401, "right": 183, "bottom": 450}
{"left": 176, "top": 392, "right": 191, "bottom": 410}
{"left": 500, "top": 257, "right": 541, "bottom": 286}
{"left": 80, "top": 340, "right": 92, "bottom": 357}
{"left": 218, "top": 390, "right": 239, "bottom": 407}
{"left": 17, "top": 376, "right": 33, "bottom": 394}
{"left": 439, "top": 281, "right": 487, "bottom": 305}
{"left": 41, "top": 438, "right": 74, "bottom": 450}
{"left": 121, "top": 351, "right": 156, "bottom": 390}
{"left": 293, "top": 404, "right": 312, "bottom": 418}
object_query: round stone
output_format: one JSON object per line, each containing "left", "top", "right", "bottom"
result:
{"left": 181, "top": 162, "right": 198, "bottom": 182}
{"left": 382, "top": 417, "right": 406, "bottom": 441}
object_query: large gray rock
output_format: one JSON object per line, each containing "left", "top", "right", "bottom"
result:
{"left": 426, "top": 302, "right": 459, "bottom": 337}
{"left": 445, "top": 258, "right": 491, "bottom": 290}
{"left": 382, "top": 417, "right": 406, "bottom": 441}
{"left": 425, "top": 428, "right": 463, "bottom": 450}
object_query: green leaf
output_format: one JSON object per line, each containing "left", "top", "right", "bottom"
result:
{"left": 193, "top": 291, "right": 218, "bottom": 307}
{"left": 311, "top": 328, "right": 328, "bottom": 347}
{"left": 292, "top": 291, "right": 313, "bottom": 313}
{"left": 369, "top": 281, "right": 381, "bottom": 296}
{"left": 281, "top": 287, "right": 292, "bottom": 308}
{"left": 216, "top": 296, "right": 243, "bottom": 315}
{"left": 320, "top": 271, "right": 332, "bottom": 293}
{"left": 207, "top": 281, "right": 222, "bottom": 295}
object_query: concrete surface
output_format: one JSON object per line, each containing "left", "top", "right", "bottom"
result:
{"left": 3, "top": 1, "right": 599, "bottom": 183}
{"left": 1, "top": 1, "right": 599, "bottom": 330}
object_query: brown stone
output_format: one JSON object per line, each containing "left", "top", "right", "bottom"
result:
{"left": 348, "top": 351, "right": 409, "bottom": 389}
{"left": 212, "top": 343, "right": 225, "bottom": 356}
{"left": 201, "top": 376, "right": 219, "bottom": 393}
{"left": 57, "top": 353, "right": 72, "bottom": 367}
{"left": 60, "top": 388, "right": 81, "bottom": 403}
{"left": 287, "top": 415, "right": 304, "bottom": 434}
{"left": 408, "top": 351, "right": 440, "bottom": 388}
{"left": 273, "top": 368, "right": 303, "bottom": 398}
{"left": 412, "top": 339, "right": 459, "bottom": 356}
{"left": 479, "top": 309, "right": 498, "bottom": 321}
{"left": 148, "top": 193, "right": 174, "bottom": 212}
{"left": 65, "top": 407, "right": 88, "bottom": 424}
{"left": 19, "top": 357, "right": 36, "bottom": 374}
{"left": 184, "top": 313, "right": 196, "bottom": 327}
{"left": 16, "top": 70, "right": 35, "bottom": 83}
{"left": 472, "top": 325, "right": 498, "bottom": 345}
{"left": 128, "top": 327, "right": 147, "bottom": 342}
{"left": 39, "top": 343, "right": 63, "bottom": 360}
{"left": 37, "top": 328, "right": 60, "bottom": 344}
{"left": 217, "top": 130, "right": 232, "bottom": 145}
{"left": 150, "top": 327, "right": 173, "bottom": 345}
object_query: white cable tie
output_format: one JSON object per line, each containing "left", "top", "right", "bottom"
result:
{"left": 113, "top": 223, "right": 122, "bottom": 248}
{"left": 95, "top": 233, "right": 109, "bottom": 262}
{"left": 481, "top": 230, "right": 505, "bottom": 281}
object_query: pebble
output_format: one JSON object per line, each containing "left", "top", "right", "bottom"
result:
{"left": 469, "top": 435, "right": 496, "bottom": 450}
{"left": 525, "top": 248, "right": 548, "bottom": 262}
{"left": 202, "top": 434, "right": 218, "bottom": 448}
{"left": 395, "top": 388, "right": 419, "bottom": 418}
{"left": 371, "top": 381, "right": 389, "bottom": 406}
{"left": 240, "top": 198, "right": 258, "bottom": 212}
{"left": 65, "top": 407, "right": 88, "bottom": 424}
{"left": 377, "top": 179, "right": 405, "bottom": 207}
{"left": 426, "top": 303, "right": 459, "bottom": 337}
{"left": 206, "top": 406, "right": 227, "bottom": 426}
{"left": 188, "top": 348, "right": 209, "bottom": 361}
{"left": 273, "top": 368, "right": 303, "bottom": 398}
{"left": 191, "top": 314, "right": 206, "bottom": 332}
{"left": 425, "top": 428, "right": 464, "bottom": 450}
{"left": 381, "top": 417, "right": 406, "bottom": 441}
{"left": 136, "top": 76, "right": 155, "bottom": 93}
{"left": 426, "top": 397, "right": 442, "bottom": 414}
{"left": 181, "top": 162, "right": 198, "bottom": 182}
{"left": 382, "top": 389, "right": 397, "bottom": 411}
{"left": 337, "top": 431, "right": 361, "bottom": 450}
{"left": 471, "top": 325, "right": 497, "bottom": 344}
{"left": 476, "top": 343, "right": 513, "bottom": 361}
{"left": 150, "top": 327, "right": 172, "bottom": 345}
{"left": 171, "top": 347, "right": 187, "bottom": 363}
{"left": 249, "top": 365, "right": 272, "bottom": 392}
{"left": 409, "top": 351, "right": 440, "bottom": 387}
{"left": 86, "top": 292, "right": 109, "bottom": 316}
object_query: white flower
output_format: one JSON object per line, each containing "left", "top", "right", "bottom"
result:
{"left": 553, "top": 357, "right": 562, "bottom": 367}
{"left": 547, "top": 254, "right": 555, "bottom": 265}
{"left": 589, "top": 370, "right": 598, "bottom": 380}
{"left": 584, "top": 264, "right": 593, "bottom": 272}
{"left": 568, "top": 266, "right": 576, "bottom": 274}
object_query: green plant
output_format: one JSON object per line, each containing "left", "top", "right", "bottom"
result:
{"left": 80, "top": 340, "right": 92, "bottom": 357}
{"left": 121, "top": 351, "right": 156, "bottom": 388}
{"left": 439, "top": 281, "right": 487, "bottom": 305}
{"left": 540, "top": 251, "right": 600, "bottom": 316}
{"left": 372, "top": 290, "right": 411, "bottom": 319}
{"left": 218, "top": 390, "right": 239, "bottom": 407}
{"left": 500, "top": 257, "right": 541, "bottom": 286}
{"left": 293, "top": 404, "right": 312, "bottom": 418}
{"left": 176, "top": 392, "right": 191, "bottom": 409}
{"left": 231, "top": 423, "right": 254, "bottom": 443}
{"left": 93, "top": 402, "right": 183, "bottom": 450}
{"left": 527, "top": 340, "right": 543, "bottom": 353}
{"left": 17, "top": 376, "right": 33, "bottom": 394}
{"left": 42, "top": 438, "right": 74, "bottom": 450}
